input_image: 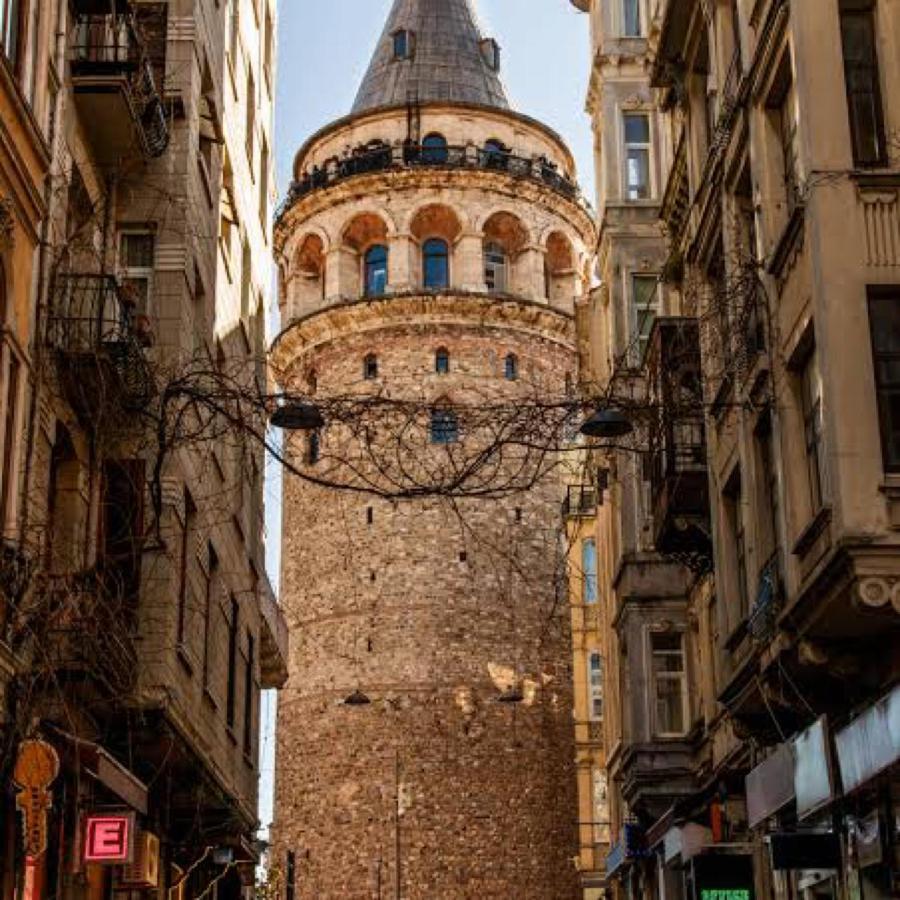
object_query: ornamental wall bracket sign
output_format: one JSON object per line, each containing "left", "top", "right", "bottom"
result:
{"left": 0, "top": 196, "right": 15, "bottom": 252}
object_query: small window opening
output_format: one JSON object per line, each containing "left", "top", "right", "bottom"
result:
{"left": 435, "top": 347, "right": 450, "bottom": 374}
{"left": 393, "top": 29, "right": 414, "bottom": 60}
{"left": 504, "top": 353, "right": 519, "bottom": 381}
{"left": 364, "top": 353, "right": 378, "bottom": 380}
{"left": 430, "top": 408, "right": 459, "bottom": 444}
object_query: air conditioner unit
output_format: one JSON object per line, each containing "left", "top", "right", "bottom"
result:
{"left": 119, "top": 830, "right": 160, "bottom": 888}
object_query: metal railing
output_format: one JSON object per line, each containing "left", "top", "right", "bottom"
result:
{"left": 278, "top": 142, "right": 581, "bottom": 220}
{"left": 70, "top": 11, "right": 169, "bottom": 158}
{"left": 48, "top": 274, "right": 137, "bottom": 354}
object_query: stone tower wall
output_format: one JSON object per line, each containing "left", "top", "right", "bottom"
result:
{"left": 273, "top": 298, "right": 581, "bottom": 899}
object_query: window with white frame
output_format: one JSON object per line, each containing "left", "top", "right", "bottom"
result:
{"left": 622, "top": 0, "right": 643, "bottom": 37}
{"left": 588, "top": 650, "right": 603, "bottom": 721}
{"left": 650, "top": 631, "right": 688, "bottom": 736}
{"left": 582, "top": 538, "right": 598, "bottom": 605}
{"left": 592, "top": 767, "right": 610, "bottom": 844}
{"left": 623, "top": 113, "right": 651, "bottom": 200}
{"left": 631, "top": 273, "right": 660, "bottom": 364}
{"left": 118, "top": 231, "right": 156, "bottom": 315}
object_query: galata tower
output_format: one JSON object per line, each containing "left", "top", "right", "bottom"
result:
{"left": 271, "top": 2, "right": 594, "bottom": 897}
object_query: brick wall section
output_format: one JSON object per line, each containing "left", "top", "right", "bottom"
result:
{"left": 272, "top": 298, "right": 582, "bottom": 899}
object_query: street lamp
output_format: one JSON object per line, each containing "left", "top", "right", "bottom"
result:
{"left": 579, "top": 407, "right": 634, "bottom": 439}
{"left": 270, "top": 401, "right": 325, "bottom": 431}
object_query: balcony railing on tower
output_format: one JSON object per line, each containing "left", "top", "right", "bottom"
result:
{"left": 276, "top": 141, "right": 582, "bottom": 221}
{"left": 69, "top": 0, "right": 169, "bottom": 161}
{"left": 47, "top": 273, "right": 155, "bottom": 416}
{"left": 644, "top": 318, "right": 711, "bottom": 564}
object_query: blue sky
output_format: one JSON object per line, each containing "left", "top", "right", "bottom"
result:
{"left": 259, "top": 0, "right": 595, "bottom": 838}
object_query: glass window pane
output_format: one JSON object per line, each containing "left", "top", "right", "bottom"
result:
{"left": 627, "top": 148, "right": 650, "bottom": 199}
{"left": 423, "top": 239, "right": 449, "bottom": 289}
{"left": 121, "top": 233, "right": 155, "bottom": 268}
{"left": 582, "top": 539, "right": 598, "bottom": 604}
{"left": 623, "top": 0, "right": 642, "bottom": 36}
{"left": 624, "top": 113, "right": 650, "bottom": 144}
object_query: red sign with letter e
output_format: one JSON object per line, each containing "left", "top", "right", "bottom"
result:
{"left": 83, "top": 814, "right": 134, "bottom": 863}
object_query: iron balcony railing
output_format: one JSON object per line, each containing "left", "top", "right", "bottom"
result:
{"left": 48, "top": 273, "right": 140, "bottom": 354}
{"left": 748, "top": 554, "right": 782, "bottom": 642}
{"left": 277, "top": 142, "right": 581, "bottom": 220}
{"left": 70, "top": 11, "right": 169, "bottom": 158}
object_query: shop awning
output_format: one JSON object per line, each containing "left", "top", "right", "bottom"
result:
{"left": 835, "top": 681, "right": 900, "bottom": 794}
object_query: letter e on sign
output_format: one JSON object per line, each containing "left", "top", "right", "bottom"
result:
{"left": 84, "top": 814, "right": 134, "bottom": 863}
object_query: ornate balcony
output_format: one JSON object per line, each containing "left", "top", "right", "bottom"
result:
{"left": 645, "top": 319, "right": 711, "bottom": 565}
{"left": 69, "top": 4, "right": 169, "bottom": 162}
{"left": 277, "top": 141, "right": 581, "bottom": 222}
{"left": 47, "top": 273, "right": 155, "bottom": 416}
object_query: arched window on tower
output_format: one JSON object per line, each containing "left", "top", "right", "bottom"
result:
{"left": 392, "top": 29, "right": 414, "bottom": 60}
{"left": 363, "top": 353, "right": 378, "bottom": 380}
{"left": 364, "top": 244, "right": 388, "bottom": 297}
{"left": 421, "top": 133, "right": 448, "bottom": 165}
{"left": 423, "top": 238, "right": 449, "bottom": 290}
{"left": 481, "top": 138, "right": 509, "bottom": 171}
{"left": 435, "top": 347, "right": 450, "bottom": 375}
{"left": 504, "top": 353, "right": 519, "bottom": 381}
{"left": 484, "top": 241, "right": 508, "bottom": 293}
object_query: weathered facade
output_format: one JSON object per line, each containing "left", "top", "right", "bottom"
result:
{"left": 571, "top": 0, "right": 900, "bottom": 899}
{"left": 271, "top": 1, "right": 593, "bottom": 897}
{"left": 0, "top": 1, "right": 285, "bottom": 899}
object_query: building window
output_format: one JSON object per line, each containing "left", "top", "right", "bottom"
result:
{"left": 364, "top": 244, "right": 388, "bottom": 297}
{"left": 119, "top": 231, "right": 156, "bottom": 315}
{"left": 430, "top": 408, "right": 459, "bottom": 445}
{"left": 241, "top": 236, "right": 252, "bottom": 321}
{"left": 0, "top": 0, "right": 23, "bottom": 68}
{"left": 246, "top": 66, "right": 256, "bottom": 163}
{"left": 592, "top": 768, "right": 610, "bottom": 844}
{"left": 243, "top": 629, "right": 255, "bottom": 753}
{"left": 650, "top": 631, "right": 687, "bottom": 736}
{"left": 435, "top": 347, "right": 450, "bottom": 375}
{"left": 203, "top": 543, "right": 219, "bottom": 690}
{"left": 582, "top": 538, "right": 598, "bottom": 605}
{"left": 307, "top": 431, "right": 320, "bottom": 465}
{"left": 723, "top": 469, "right": 749, "bottom": 621}
{"left": 226, "top": 595, "right": 239, "bottom": 727}
{"left": 772, "top": 68, "right": 800, "bottom": 213}
{"left": 259, "top": 136, "right": 269, "bottom": 230}
{"left": 481, "top": 139, "right": 509, "bottom": 170}
{"left": 363, "top": 353, "right": 378, "bottom": 380}
{"left": 754, "top": 413, "right": 780, "bottom": 568}
{"left": 624, "top": 113, "right": 651, "bottom": 200}
{"left": 484, "top": 241, "right": 507, "bottom": 292}
{"left": 504, "top": 353, "right": 518, "bottom": 381}
{"left": 839, "top": 0, "right": 886, "bottom": 166}
{"left": 623, "top": 0, "right": 643, "bottom": 36}
{"left": 285, "top": 851, "right": 296, "bottom": 900}
{"left": 868, "top": 292, "right": 900, "bottom": 470}
{"left": 799, "top": 348, "right": 825, "bottom": 512}
{"left": 0, "top": 355, "right": 19, "bottom": 529}
{"left": 423, "top": 238, "right": 449, "bottom": 289}
{"left": 479, "top": 37, "right": 500, "bottom": 71}
{"left": 588, "top": 650, "right": 603, "bottom": 721}
{"left": 631, "top": 274, "right": 660, "bottom": 363}
{"left": 176, "top": 488, "right": 196, "bottom": 647}
{"left": 421, "top": 133, "right": 448, "bottom": 165}
{"left": 392, "top": 29, "right": 413, "bottom": 60}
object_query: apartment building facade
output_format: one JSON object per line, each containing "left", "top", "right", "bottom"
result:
{"left": 572, "top": 0, "right": 900, "bottom": 899}
{"left": 0, "top": 1, "right": 285, "bottom": 899}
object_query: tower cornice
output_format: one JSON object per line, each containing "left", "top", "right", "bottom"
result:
{"left": 271, "top": 292, "right": 576, "bottom": 380}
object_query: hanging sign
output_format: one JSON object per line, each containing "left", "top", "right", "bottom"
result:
{"left": 13, "top": 739, "right": 60, "bottom": 859}
{"left": 83, "top": 813, "right": 135, "bottom": 863}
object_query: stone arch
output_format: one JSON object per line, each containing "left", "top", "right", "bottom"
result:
{"left": 409, "top": 204, "right": 464, "bottom": 290}
{"left": 482, "top": 210, "right": 531, "bottom": 295}
{"left": 289, "top": 232, "right": 327, "bottom": 318}
{"left": 339, "top": 211, "right": 392, "bottom": 299}
{"left": 544, "top": 230, "right": 577, "bottom": 308}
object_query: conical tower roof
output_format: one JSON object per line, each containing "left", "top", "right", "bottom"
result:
{"left": 352, "top": 0, "right": 510, "bottom": 114}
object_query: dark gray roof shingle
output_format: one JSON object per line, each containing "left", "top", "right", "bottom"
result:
{"left": 352, "top": 0, "right": 510, "bottom": 114}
